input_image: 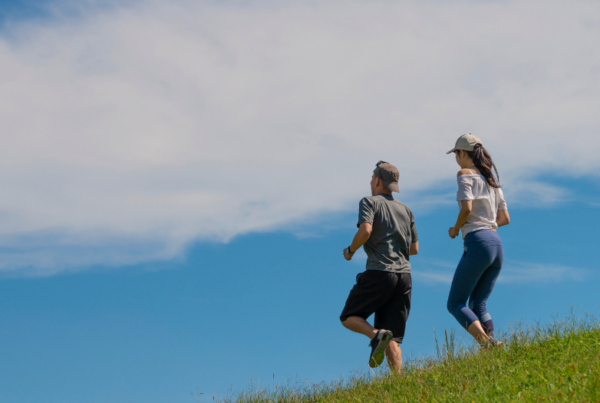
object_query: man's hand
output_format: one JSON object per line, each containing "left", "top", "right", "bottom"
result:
{"left": 448, "top": 227, "right": 460, "bottom": 239}
{"left": 343, "top": 248, "right": 353, "bottom": 261}
{"left": 409, "top": 241, "right": 419, "bottom": 256}
{"left": 343, "top": 223, "right": 371, "bottom": 262}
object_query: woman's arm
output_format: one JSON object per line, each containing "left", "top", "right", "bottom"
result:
{"left": 496, "top": 210, "right": 510, "bottom": 227}
{"left": 449, "top": 200, "right": 472, "bottom": 239}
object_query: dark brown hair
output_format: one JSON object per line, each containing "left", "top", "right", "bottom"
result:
{"left": 463, "top": 144, "right": 501, "bottom": 188}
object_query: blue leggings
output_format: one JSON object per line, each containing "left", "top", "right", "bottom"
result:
{"left": 447, "top": 230, "right": 503, "bottom": 333}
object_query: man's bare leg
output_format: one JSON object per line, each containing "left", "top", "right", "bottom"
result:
{"left": 341, "top": 316, "right": 378, "bottom": 339}
{"left": 385, "top": 341, "right": 402, "bottom": 373}
{"left": 343, "top": 316, "right": 399, "bottom": 369}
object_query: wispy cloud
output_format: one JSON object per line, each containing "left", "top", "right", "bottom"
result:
{"left": 498, "top": 261, "right": 588, "bottom": 284}
{"left": 506, "top": 181, "right": 570, "bottom": 206}
{"left": 415, "top": 271, "right": 454, "bottom": 284}
{"left": 413, "top": 258, "right": 588, "bottom": 285}
{"left": 413, "top": 258, "right": 456, "bottom": 284}
{"left": 1, "top": 0, "right": 600, "bottom": 273}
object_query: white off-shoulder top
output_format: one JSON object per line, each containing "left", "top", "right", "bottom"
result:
{"left": 456, "top": 172, "right": 507, "bottom": 239}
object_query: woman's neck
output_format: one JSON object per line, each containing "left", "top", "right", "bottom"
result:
{"left": 459, "top": 159, "right": 476, "bottom": 169}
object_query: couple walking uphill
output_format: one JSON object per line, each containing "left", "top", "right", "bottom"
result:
{"left": 340, "top": 134, "right": 510, "bottom": 372}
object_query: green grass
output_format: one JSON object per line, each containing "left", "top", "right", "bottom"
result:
{"left": 214, "top": 312, "right": 600, "bottom": 402}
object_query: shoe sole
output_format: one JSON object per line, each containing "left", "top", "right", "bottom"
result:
{"left": 369, "top": 330, "right": 393, "bottom": 368}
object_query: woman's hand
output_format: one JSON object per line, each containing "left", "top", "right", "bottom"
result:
{"left": 496, "top": 210, "right": 510, "bottom": 227}
{"left": 449, "top": 201, "right": 471, "bottom": 239}
{"left": 448, "top": 227, "right": 460, "bottom": 239}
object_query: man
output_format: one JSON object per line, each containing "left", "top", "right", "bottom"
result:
{"left": 340, "top": 160, "right": 419, "bottom": 372}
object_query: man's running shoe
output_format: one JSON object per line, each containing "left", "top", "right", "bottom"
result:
{"left": 368, "top": 329, "right": 393, "bottom": 368}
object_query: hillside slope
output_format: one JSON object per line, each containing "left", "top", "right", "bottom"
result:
{"left": 222, "top": 315, "right": 600, "bottom": 402}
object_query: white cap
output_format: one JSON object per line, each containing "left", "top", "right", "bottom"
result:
{"left": 446, "top": 133, "right": 483, "bottom": 154}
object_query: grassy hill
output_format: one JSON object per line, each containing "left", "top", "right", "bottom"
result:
{"left": 219, "top": 313, "right": 600, "bottom": 402}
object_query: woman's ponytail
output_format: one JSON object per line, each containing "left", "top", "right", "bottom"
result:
{"left": 467, "top": 145, "right": 501, "bottom": 188}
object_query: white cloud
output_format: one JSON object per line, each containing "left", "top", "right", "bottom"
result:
{"left": 498, "top": 261, "right": 587, "bottom": 284}
{"left": 413, "top": 258, "right": 455, "bottom": 284}
{"left": 413, "top": 258, "right": 587, "bottom": 285}
{"left": 414, "top": 271, "right": 454, "bottom": 284}
{"left": 507, "top": 181, "right": 569, "bottom": 206}
{"left": 1, "top": 0, "right": 600, "bottom": 273}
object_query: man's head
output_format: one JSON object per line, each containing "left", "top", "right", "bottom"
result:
{"left": 371, "top": 161, "right": 400, "bottom": 196}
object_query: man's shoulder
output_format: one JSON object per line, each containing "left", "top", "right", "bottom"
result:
{"left": 362, "top": 194, "right": 394, "bottom": 203}
{"left": 360, "top": 195, "right": 390, "bottom": 210}
{"left": 394, "top": 200, "right": 414, "bottom": 217}
{"left": 361, "top": 195, "right": 413, "bottom": 215}
{"left": 359, "top": 195, "right": 382, "bottom": 207}
{"left": 362, "top": 195, "right": 381, "bottom": 202}
{"left": 392, "top": 199, "right": 412, "bottom": 211}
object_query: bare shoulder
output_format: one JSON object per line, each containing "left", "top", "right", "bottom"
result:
{"left": 457, "top": 169, "right": 473, "bottom": 177}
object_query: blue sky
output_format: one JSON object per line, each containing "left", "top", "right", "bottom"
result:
{"left": 3, "top": 175, "right": 600, "bottom": 403}
{"left": 1, "top": 0, "right": 600, "bottom": 402}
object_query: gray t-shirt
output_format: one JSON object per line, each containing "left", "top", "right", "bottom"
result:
{"left": 357, "top": 194, "right": 418, "bottom": 273}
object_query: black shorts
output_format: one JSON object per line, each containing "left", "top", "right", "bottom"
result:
{"left": 340, "top": 270, "right": 412, "bottom": 344}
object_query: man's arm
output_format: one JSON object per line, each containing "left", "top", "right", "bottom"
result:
{"left": 343, "top": 222, "right": 372, "bottom": 261}
{"left": 409, "top": 241, "right": 419, "bottom": 255}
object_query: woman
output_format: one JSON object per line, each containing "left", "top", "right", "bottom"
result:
{"left": 446, "top": 134, "right": 510, "bottom": 347}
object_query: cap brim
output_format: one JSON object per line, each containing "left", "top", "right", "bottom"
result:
{"left": 384, "top": 181, "right": 400, "bottom": 193}
{"left": 446, "top": 148, "right": 456, "bottom": 154}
